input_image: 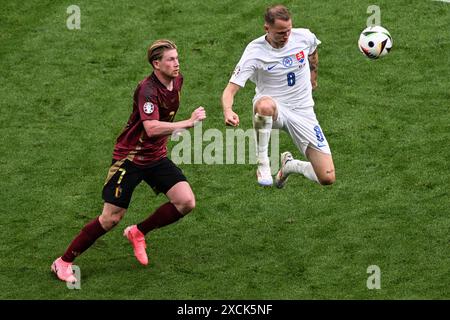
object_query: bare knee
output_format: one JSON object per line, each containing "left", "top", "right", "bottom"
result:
{"left": 318, "top": 171, "right": 336, "bottom": 186}
{"left": 254, "top": 97, "right": 276, "bottom": 117}
{"left": 173, "top": 195, "right": 196, "bottom": 215}
{"left": 99, "top": 205, "right": 126, "bottom": 231}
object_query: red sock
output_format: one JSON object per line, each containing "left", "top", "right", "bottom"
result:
{"left": 137, "top": 202, "right": 184, "bottom": 235}
{"left": 61, "top": 217, "right": 107, "bottom": 263}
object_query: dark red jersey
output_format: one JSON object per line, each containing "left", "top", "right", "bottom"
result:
{"left": 113, "top": 72, "right": 183, "bottom": 166}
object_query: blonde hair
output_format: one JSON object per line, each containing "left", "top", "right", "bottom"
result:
{"left": 147, "top": 39, "right": 177, "bottom": 68}
{"left": 264, "top": 5, "right": 291, "bottom": 26}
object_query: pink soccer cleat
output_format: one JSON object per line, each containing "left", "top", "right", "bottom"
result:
{"left": 51, "top": 257, "right": 77, "bottom": 283}
{"left": 123, "top": 225, "right": 148, "bottom": 265}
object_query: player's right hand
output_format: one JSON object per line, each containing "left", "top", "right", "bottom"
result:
{"left": 224, "top": 109, "right": 239, "bottom": 127}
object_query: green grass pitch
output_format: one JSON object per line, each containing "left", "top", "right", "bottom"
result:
{"left": 0, "top": 0, "right": 449, "bottom": 299}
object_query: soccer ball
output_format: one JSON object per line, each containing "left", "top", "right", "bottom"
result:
{"left": 358, "top": 26, "right": 392, "bottom": 59}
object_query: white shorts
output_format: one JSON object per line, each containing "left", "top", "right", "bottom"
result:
{"left": 253, "top": 98, "right": 332, "bottom": 156}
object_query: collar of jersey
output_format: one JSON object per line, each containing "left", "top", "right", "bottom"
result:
{"left": 264, "top": 35, "right": 288, "bottom": 52}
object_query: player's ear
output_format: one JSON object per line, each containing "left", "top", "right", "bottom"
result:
{"left": 264, "top": 23, "right": 269, "bottom": 33}
{"left": 153, "top": 59, "right": 160, "bottom": 70}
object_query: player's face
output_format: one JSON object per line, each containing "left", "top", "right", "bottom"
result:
{"left": 265, "top": 19, "right": 292, "bottom": 48}
{"left": 156, "top": 49, "right": 180, "bottom": 78}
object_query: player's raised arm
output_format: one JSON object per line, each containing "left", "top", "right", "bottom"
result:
{"left": 308, "top": 49, "right": 319, "bottom": 90}
{"left": 221, "top": 82, "right": 241, "bottom": 126}
{"left": 143, "top": 106, "right": 206, "bottom": 137}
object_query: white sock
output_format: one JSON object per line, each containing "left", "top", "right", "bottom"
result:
{"left": 285, "top": 160, "right": 319, "bottom": 184}
{"left": 253, "top": 113, "right": 273, "bottom": 163}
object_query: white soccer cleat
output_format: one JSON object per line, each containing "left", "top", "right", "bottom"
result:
{"left": 256, "top": 159, "right": 273, "bottom": 187}
{"left": 275, "top": 151, "right": 294, "bottom": 189}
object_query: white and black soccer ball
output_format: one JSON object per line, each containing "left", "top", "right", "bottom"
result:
{"left": 358, "top": 26, "right": 393, "bottom": 59}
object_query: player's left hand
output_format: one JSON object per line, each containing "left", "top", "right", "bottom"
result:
{"left": 190, "top": 106, "right": 206, "bottom": 126}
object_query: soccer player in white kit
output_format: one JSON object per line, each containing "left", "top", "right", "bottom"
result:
{"left": 221, "top": 4, "right": 335, "bottom": 187}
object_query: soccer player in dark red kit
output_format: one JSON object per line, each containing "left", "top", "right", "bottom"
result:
{"left": 51, "top": 39, "right": 206, "bottom": 283}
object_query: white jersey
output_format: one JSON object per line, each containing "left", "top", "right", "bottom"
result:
{"left": 230, "top": 28, "right": 321, "bottom": 108}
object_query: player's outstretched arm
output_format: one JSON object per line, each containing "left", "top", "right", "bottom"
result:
{"left": 308, "top": 49, "right": 319, "bottom": 90}
{"left": 143, "top": 107, "right": 206, "bottom": 137}
{"left": 221, "top": 82, "right": 241, "bottom": 127}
